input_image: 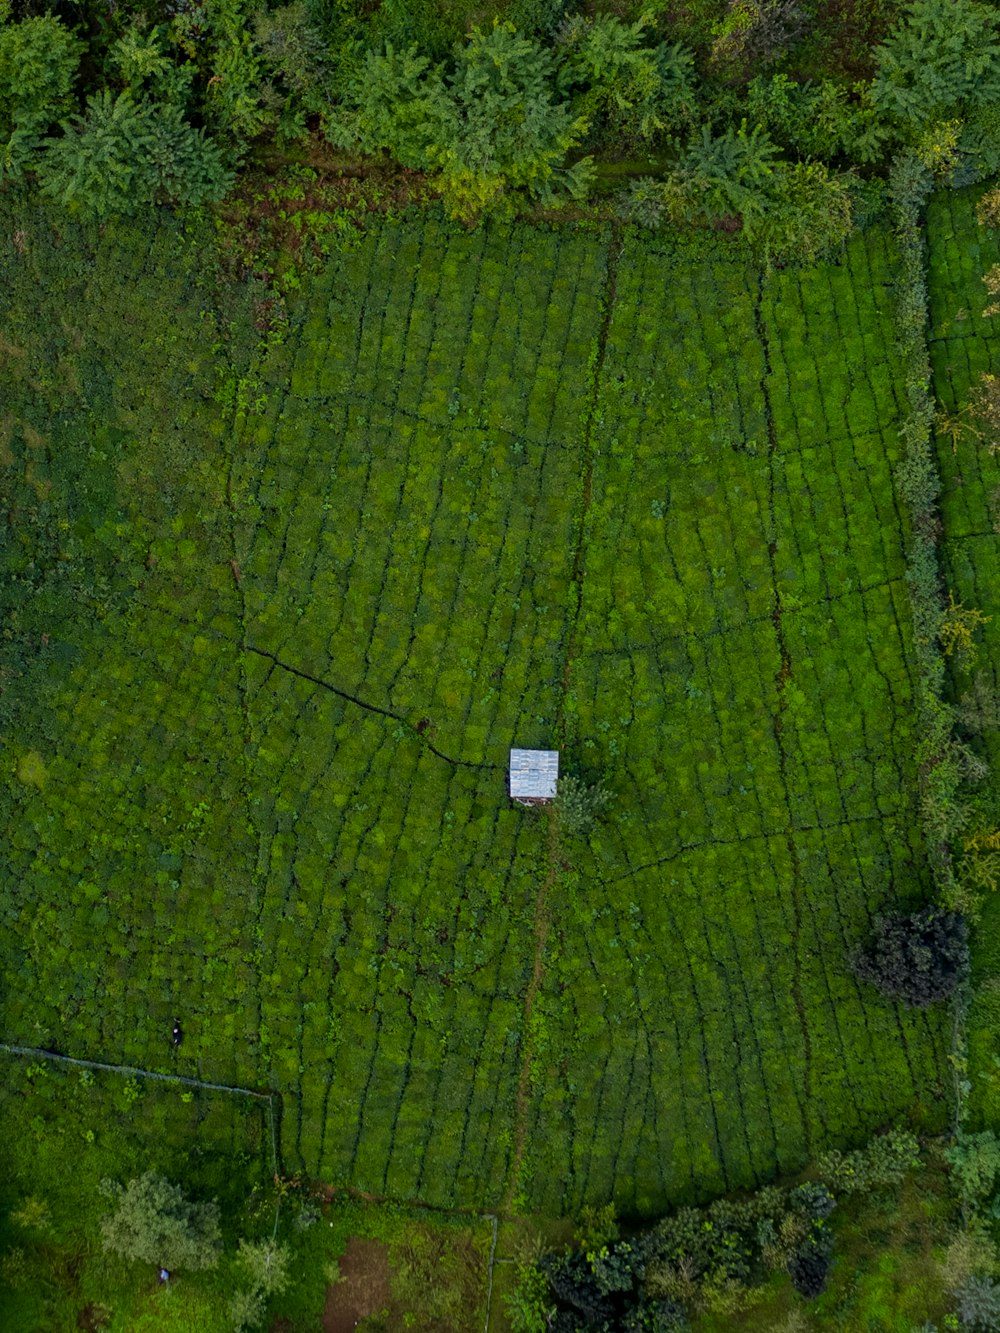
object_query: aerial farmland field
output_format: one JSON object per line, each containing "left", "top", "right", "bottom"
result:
{"left": 0, "top": 203, "right": 948, "bottom": 1228}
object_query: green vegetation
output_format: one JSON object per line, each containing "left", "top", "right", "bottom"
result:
{"left": 9, "top": 16, "right": 1000, "bottom": 1320}
{"left": 0, "top": 200, "right": 950, "bottom": 1251}
{"left": 926, "top": 187, "right": 1000, "bottom": 1140}
{"left": 1, "top": 0, "right": 1000, "bottom": 237}
{"left": 0, "top": 1050, "right": 490, "bottom": 1330}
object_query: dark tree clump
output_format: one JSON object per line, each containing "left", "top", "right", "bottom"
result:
{"left": 852, "top": 907, "right": 968, "bottom": 1007}
{"left": 541, "top": 1250, "right": 615, "bottom": 1324}
{"left": 788, "top": 1227, "right": 833, "bottom": 1299}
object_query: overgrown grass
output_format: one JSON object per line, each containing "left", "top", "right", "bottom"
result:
{"left": 0, "top": 1051, "right": 490, "bottom": 1330}
{"left": 0, "top": 1054, "right": 270, "bottom": 1331}
{"left": 0, "top": 203, "right": 948, "bottom": 1233}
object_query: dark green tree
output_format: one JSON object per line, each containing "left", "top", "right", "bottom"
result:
{"left": 662, "top": 122, "right": 780, "bottom": 234}
{"left": 554, "top": 14, "right": 697, "bottom": 144}
{"left": 254, "top": 1, "right": 332, "bottom": 144}
{"left": 746, "top": 73, "right": 890, "bottom": 165}
{"left": 851, "top": 907, "right": 968, "bottom": 1007}
{"left": 708, "top": 0, "right": 809, "bottom": 83}
{"left": 872, "top": 0, "right": 1000, "bottom": 131}
{"left": 788, "top": 1226, "right": 832, "bottom": 1299}
{"left": 957, "top": 1274, "right": 1000, "bottom": 1331}
{"left": 326, "top": 42, "right": 447, "bottom": 167}
{"left": 431, "top": 22, "right": 592, "bottom": 218}
{"left": 38, "top": 91, "right": 232, "bottom": 217}
{"left": 329, "top": 23, "right": 591, "bottom": 218}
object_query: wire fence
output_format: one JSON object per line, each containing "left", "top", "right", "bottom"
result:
{"left": 0, "top": 1041, "right": 505, "bottom": 1318}
{"left": 0, "top": 1043, "right": 283, "bottom": 1235}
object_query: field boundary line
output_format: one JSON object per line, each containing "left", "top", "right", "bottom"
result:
{"left": 483, "top": 1212, "right": 499, "bottom": 1333}
{"left": 889, "top": 157, "right": 968, "bottom": 1140}
{"left": 0, "top": 1042, "right": 282, "bottom": 1177}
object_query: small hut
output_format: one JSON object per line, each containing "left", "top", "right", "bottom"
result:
{"left": 509, "top": 748, "right": 559, "bottom": 806}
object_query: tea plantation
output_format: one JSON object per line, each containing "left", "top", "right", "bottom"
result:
{"left": 0, "top": 205, "right": 949, "bottom": 1220}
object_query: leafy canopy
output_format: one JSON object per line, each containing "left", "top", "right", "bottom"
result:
{"left": 872, "top": 0, "right": 1000, "bottom": 129}
{"left": 38, "top": 90, "right": 233, "bottom": 218}
{"left": 852, "top": 906, "right": 968, "bottom": 1007}
{"left": 0, "top": 16, "right": 82, "bottom": 179}
{"left": 99, "top": 1172, "right": 221, "bottom": 1272}
{"left": 330, "top": 23, "right": 592, "bottom": 218}
{"left": 555, "top": 14, "right": 698, "bottom": 143}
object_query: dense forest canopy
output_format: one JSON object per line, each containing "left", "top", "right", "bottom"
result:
{"left": 3, "top": 0, "right": 1000, "bottom": 242}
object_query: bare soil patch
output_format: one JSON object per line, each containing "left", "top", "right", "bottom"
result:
{"left": 323, "top": 1237, "right": 391, "bottom": 1333}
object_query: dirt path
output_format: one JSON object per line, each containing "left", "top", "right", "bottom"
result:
{"left": 502, "top": 811, "right": 560, "bottom": 1214}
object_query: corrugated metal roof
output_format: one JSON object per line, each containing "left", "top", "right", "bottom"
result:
{"left": 509, "top": 748, "right": 559, "bottom": 800}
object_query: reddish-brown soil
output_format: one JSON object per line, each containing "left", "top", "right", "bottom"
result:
{"left": 323, "top": 1238, "right": 392, "bottom": 1333}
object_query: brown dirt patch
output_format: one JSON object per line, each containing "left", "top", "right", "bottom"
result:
{"left": 323, "top": 1238, "right": 391, "bottom": 1333}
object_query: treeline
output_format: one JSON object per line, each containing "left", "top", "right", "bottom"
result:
{"left": 505, "top": 1129, "right": 936, "bottom": 1330}
{"left": 3, "top": 0, "right": 1000, "bottom": 251}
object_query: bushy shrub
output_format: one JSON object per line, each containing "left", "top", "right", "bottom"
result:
{"left": 554, "top": 775, "right": 612, "bottom": 839}
{"left": 789, "top": 1181, "right": 836, "bottom": 1221}
{"left": 542, "top": 1249, "right": 616, "bottom": 1323}
{"left": 99, "top": 1172, "right": 221, "bottom": 1271}
{"left": 852, "top": 907, "right": 968, "bottom": 1007}
{"left": 945, "top": 1132, "right": 1000, "bottom": 1207}
{"left": 817, "top": 1127, "right": 920, "bottom": 1195}
{"left": 505, "top": 1242, "right": 555, "bottom": 1333}
{"left": 746, "top": 73, "right": 889, "bottom": 165}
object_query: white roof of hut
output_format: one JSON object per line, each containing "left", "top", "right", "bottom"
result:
{"left": 509, "top": 748, "right": 559, "bottom": 803}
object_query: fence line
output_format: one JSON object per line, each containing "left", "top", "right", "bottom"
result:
{"left": 483, "top": 1212, "right": 499, "bottom": 1333}
{"left": 0, "top": 1042, "right": 282, "bottom": 1178}
{"left": 3, "top": 1043, "right": 507, "bottom": 1316}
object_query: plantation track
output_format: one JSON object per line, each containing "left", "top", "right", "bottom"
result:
{"left": 753, "top": 271, "right": 815, "bottom": 1146}
{"left": 504, "top": 809, "right": 560, "bottom": 1214}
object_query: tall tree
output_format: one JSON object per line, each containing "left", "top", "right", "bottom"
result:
{"left": 99, "top": 1172, "right": 222, "bottom": 1272}
{"left": 872, "top": 0, "right": 1000, "bottom": 130}
{"left": 0, "top": 15, "right": 82, "bottom": 180}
